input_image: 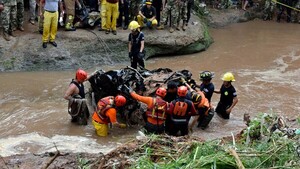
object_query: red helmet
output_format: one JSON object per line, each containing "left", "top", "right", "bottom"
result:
{"left": 177, "top": 86, "right": 188, "bottom": 97}
{"left": 156, "top": 87, "right": 167, "bottom": 98}
{"left": 115, "top": 95, "right": 126, "bottom": 107}
{"left": 76, "top": 69, "right": 87, "bottom": 83}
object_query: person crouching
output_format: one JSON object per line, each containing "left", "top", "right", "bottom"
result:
{"left": 92, "top": 95, "right": 127, "bottom": 136}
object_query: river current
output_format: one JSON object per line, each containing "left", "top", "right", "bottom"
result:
{"left": 0, "top": 20, "right": 299, "bottom": 157}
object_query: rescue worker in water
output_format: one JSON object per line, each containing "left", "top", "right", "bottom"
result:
{"left": 181, "top": 78, "right": 213, "bottom": 131}
{"left": 64, "top": 69, "right": 89, "bottom": 125}
{"left": 215, "top": 72, "right": 238, "bottom": 119}
{"left": 128, "top": 86, "right": 169, "bottom": 134}
{"left": 92, "top": 95, "right": 127, "bottom": 136}
{"left": 168, "top": 86, "right": 197, "bottom": 136}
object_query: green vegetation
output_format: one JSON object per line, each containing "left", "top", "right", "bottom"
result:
{"left": 126, "top": 114, "right": 299, "bottom": 169}
{"left": 2, "top": 57, "right": 16, "bottom": 70}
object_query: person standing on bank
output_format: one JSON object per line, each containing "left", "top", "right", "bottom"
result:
{"left": 16, "top": 0, "right": 25, "bottom": 31}
{"left": 40, "top": 0, "right": 63, "bottom": 48}
{"left": 214, "top": 72, "right": 238, "bottom": 119}
{"left": 128, "top": 21, "right": 145, "bottom": 69}
{"left": 0, "top": 0, "right": 17, "bottom": 41}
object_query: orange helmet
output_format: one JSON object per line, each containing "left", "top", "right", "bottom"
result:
{"left": 156, "top": 87, "right": 167, "bottom": 98}
{"left": 115, "top": 95, "right": 126, "bottom": 107}
{"left": 177, "top": 86, "right": 188, "bottom": 97}
{"left": 76, "top": 69, "right": 88, "bottom": 83}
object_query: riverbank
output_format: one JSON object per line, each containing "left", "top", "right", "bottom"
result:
{"left": 0, "top": 7, "right": 263, "bottom": 72}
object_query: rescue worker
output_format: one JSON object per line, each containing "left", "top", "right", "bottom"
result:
{"left": 137, "top": 0, "right": 158, "bottom": 29}
{"left": 98, "top": 0, "right": 107, "bottom": 31}
{"left": 157, "top": 0, "right": 177, "bottom": 33}
{"left": 117, "top": 0, "right": 129, "bottom": 30}
{"left": 164, "top": 81, "right": 178, "bottom": 102}
{"left": 63, "top": 0, "right": 82, "bottom": 31}
{"left": 199, "top": 71, "right": 215, "bottom": 105}
{"left": 168, "top": 86, "right": 197, "bottom": 136}
{"left": 1, "top": 0, "right": 17, "bottom": 41}
{"left": 40, "top": 0, "right": 63, "bottom": 48}
{"left": 263, "top": 0, "right": 275, "bottom": 21}
{"left": 180, "top": 78, "right": 212, "bottom": 130}
{"left": 129, "top": 87, "right": 169, "bottom": 134}
{"left": 64, "top": 69, "right": 90, "bottom": 125}
{"left": 175, "top": 0, "right": 187, "bottom": 31}
{"left": 105, "top": 0, "right": 118, "bottom": 35}
{"left": 164, "top": 81, "right": 178, "bottom": 134}
{"left": 128, "top": 21, "right": 145, "bottom": 69}
{"left": 92, "top": 95, "right": 127, "bottom": 136}
{"left": 214, "top": 72, "right": 238, "bottom": 119}
{"left": 16, "top": 0, "right": 24, "bottom": 31}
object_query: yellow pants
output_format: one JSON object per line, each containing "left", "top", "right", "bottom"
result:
{"left": 92, "top": 120, "right": 109, "bottom": 137}
{"left": 137, "top": 15, "right": 158, "bottom": 28}
{"left": 100, "top": 0, "right": 107, "bottom": 29}
{"left": 42, "top": 11, "right": 58, "bottom": 43}
{"left": 106, "top": 2, "right": 119, "bottom": 31}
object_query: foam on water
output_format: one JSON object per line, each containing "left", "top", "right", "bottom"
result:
{"left": 239, "top": 48, "right": 300, "bottom": 87}
{"left": 238, "top": 48, "right": 300, "bottom": 116}
{"left": 0, "top": 133, "right": 115, "bottom": 157}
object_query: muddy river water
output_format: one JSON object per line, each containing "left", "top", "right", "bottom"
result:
{"left": 1, "top": 20, "right": 299, "bottom": 157}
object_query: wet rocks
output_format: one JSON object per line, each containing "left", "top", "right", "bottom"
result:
{"left": 0, "top": 13, "right": 212, "bottom": 72}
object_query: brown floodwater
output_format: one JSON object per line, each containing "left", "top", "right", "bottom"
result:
{"left": 0, "top": 20, "right": 299, "bottom": 156}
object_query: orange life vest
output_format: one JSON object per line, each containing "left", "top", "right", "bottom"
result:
{"left": 146, "top": 97, "right": 168, "bottom": 121}
{"left": 195, "top": 91, "right": 210, "bottom": 116}
{"left": 92, "top": 96, "right": 114, "bottom": 123}
{"left": 195, "top": 91, "right": 210, "bottom": 108}
{"left": 172, "top": 101, "right": 189, "bottom": 117}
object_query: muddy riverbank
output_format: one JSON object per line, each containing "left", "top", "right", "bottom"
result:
{"left": 0, "top": 8, "right": 262, "bottom": 72}
{"left": 1, "top": 6, "right": 300, "bottom": 168}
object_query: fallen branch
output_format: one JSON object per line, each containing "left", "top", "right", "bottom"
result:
{"left": 254, "top": 144, "right": 286, "bottom": 169}
{"left": 229, "top": 148, "right": 245, "bottom": 169}
{"left": 42, "top": 143, "right": 60, "bottom": 169}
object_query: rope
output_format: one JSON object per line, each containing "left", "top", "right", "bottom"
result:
{"left": 271, "top": 0, "right": 300, "bottom": 12}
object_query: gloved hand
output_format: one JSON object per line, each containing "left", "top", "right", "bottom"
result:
{"left": 119, "top": 123, "right": 127, "bottom": 128}
{"left": 180, "top": 77, "right": 186, "bottom": 84}
{"left": 138, "top": 52, "right": 145, "bottom": 60}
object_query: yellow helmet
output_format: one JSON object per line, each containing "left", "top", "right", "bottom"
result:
{"left": 221, "top": 72, "right": 235, "bottom": 82}
{"left": 145, "top": 0, "right": 152, "bottom": 5}
{"left": 129, "top": 21, "right": 140, "bottom": 31}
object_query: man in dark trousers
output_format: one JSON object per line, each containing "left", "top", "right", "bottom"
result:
{"left": 64, "top": 69, "right": 89, "bottom": 125}
{"left": 168, "top": 86, "right": 197, "bottom": 136}
{"left": 128, "top": 21, "right": 145, "bottom": 69}
{"left": 117, "top": 0, "right": 129, "bottom": 30}
{"left": 214, "top": 72, "right": 238, "bottom": 119}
